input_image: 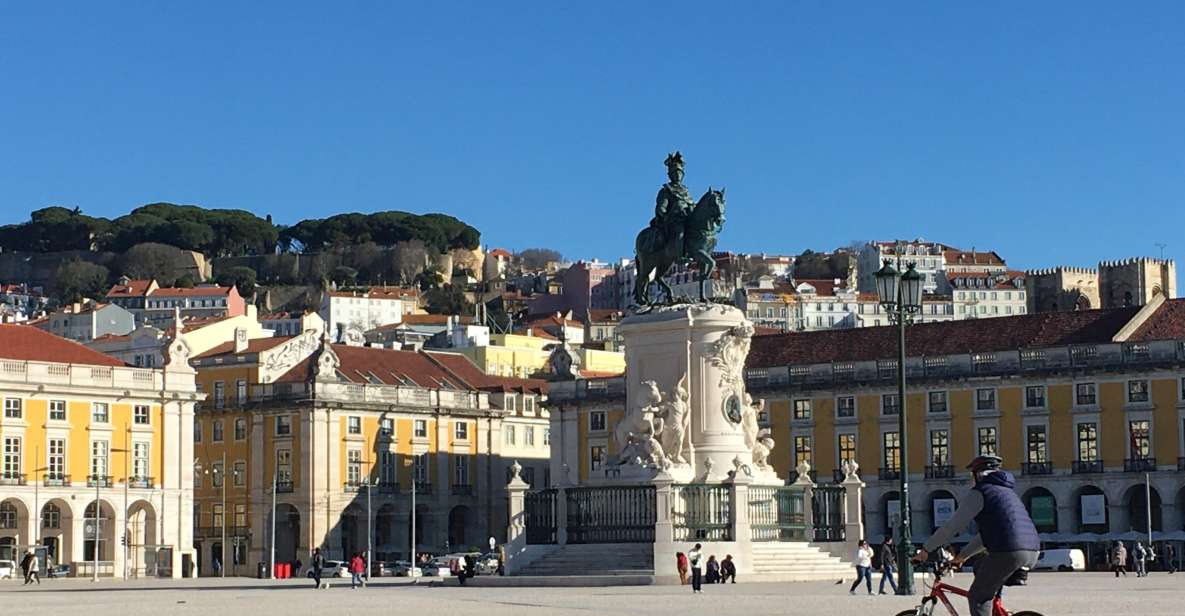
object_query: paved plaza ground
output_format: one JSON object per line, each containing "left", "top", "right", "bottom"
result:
{"left": 1, "top": 572, "right": 1183, "bottom": 615}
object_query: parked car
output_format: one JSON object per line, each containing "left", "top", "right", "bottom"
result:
{"left": 384, "top": 560, "right": 417, "bottom": 577}
{"left": 0, "top": 560, "right": 16, "bottom": 579}
{"left": 1035, "top": 549, "right": 1086, "bottom": 572}
{"left": 46, "top": 564, "right": 71, "bottom": 578}
{"left": 475, "top": 553, "right": 500, "bottom": 575}
{"left": 306, "top": 560, "right": 348, "bottom": 578}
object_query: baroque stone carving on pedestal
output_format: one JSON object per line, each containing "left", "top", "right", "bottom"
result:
{"left": 612, "top": 373, "right": 694, "bottom": 471}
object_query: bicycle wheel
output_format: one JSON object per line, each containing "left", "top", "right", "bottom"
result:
{"left": 894, "top": 610, "right": 922, "bottom": 616}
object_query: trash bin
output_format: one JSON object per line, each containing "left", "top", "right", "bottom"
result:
{"left": 257, "top": 562, "right": 267, "bottom": 579}
{"left": 274, "top": 563, "right": 283, "bottom": 579}
{"left": 281, "top": 562, "right": 290, "bottom": 579}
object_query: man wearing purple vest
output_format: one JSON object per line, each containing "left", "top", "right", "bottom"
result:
{"left": 913, "top": 455, "right": 1040, "bottom": 616}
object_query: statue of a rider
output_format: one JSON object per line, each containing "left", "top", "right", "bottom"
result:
{"left": 643, "top": 152, "right": 695, "bottom": 255}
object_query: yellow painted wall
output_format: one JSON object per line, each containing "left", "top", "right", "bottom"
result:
{"left": 1048, "top": 384, "right": 1074, "bottom": 468}
{"left": 997, "top": 387, "right": 1023, "bottom": 468}
{"left": 1099, "top": 382, "right": 1126, "bottom": 462}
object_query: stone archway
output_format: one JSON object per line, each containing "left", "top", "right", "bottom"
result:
{"left": 339, "top": 503, "right": 365, "bottom": 560}
{"left": 880, "top": 491, "right": 901, "bottom": 540}
{"left": 126, "top": 500, "right": 158, "bottom": 577}
{"left": 1023, "top": 487, "right": 1058, "bottom": 533}
{"left": 0, "top": 498, "right": 30, "bottom": 561}
{"left": 1075, "top": 485, "right": 1107, "bottom": 533}
{"left": 448, "top": 506, "right": 472, "bottom": 549}
{"left": 271, "top": 504, "right": 300, "bottom": 563}
{"left": 1125, "top": 485, "right": 1162, "bottom": 532}
{"left": 375, "top": 504, "right": 399, "bottom": 560}
{"left": 39, "top": 499, "right": 73, "bottom": 567}
{"left": 83, "top": 499, "right": 117, "bottom": 574}
{"left": 928, "top": 490, "right": 956, "bottom": 533}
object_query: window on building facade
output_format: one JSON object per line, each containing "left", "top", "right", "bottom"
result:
{"left": 212, "top": 461, "right": 224, "bottom": 487}
{"left": 455, "top": 421, "right": 469, "bottom": 440}
{"left": 836, "top": 396, "right": 856, "bottom": 418}
{"left": 504, "top": 424, "right": 516, "bottom": 446}
{"left": 975, "top": 388, "right": 996, "bottom": 411}
{"left": 133, "top": 442, "right": 150, "bottom": 479}
{"left": 930, "top": 430, "right": 949, "bottom": 466}
{"left": 1076, "top": 423, "right": 1098, "bottom": 462}
{"left": 1024, "top": 386, "right": 1046, "bottom": 409}
{"left": 1076, "top": 383, "right": 1097, "bottom": 406}
{"left": 543, "top": 428, "right": 551, "bottom": 446}
{"left": 233, "top": 461, "right": 245, "bottom": 486}
{"left": 1129, "top": 420, "right": 1151, "bottom": 458}
{"left": 42, "top": 502, "right": 60, "bottom": 529}
{"left": 525, "top": 426, "right": 535, "bottom": 446}
{"left": 1026, "top": 425, "right": 1047, "bottom": 463}
{"left": 2, "top": 437, "right": 20, "bottom": 478}
{"left": 379, "top": 450, "right": 396, "bottom": 484}
{"left": 882, "top": 393, "right": 900, "bottom": 415}
{"left": 47, "top": 438, "right": 65, "bottom": 480}
{"left": 882, "top": 432, "right": 900, "bottom": 470}
{"left": 276, "top": 449, "right": 292, "bottom": 483}
{"left": 91, "top": 440, "right": 109, "bottom": 479}
{"left": 977, "top": 427, "right": 998, "bottom": 456}
{"left": 347, "top": 416, "right": 361, "bottom": 435}
{"left": 3, "top": 398, "right": 21, "bottom": 419}
{"left": 347, "top": 449, "right": 362, "bottom": 485}
{"left": 235, "top": 504, "right": 247, "bottom": 528}
{"left": 213, "top": 381, "right": 225, "bottom": 408}
{"left": 590, "top": 446, "right": 605, "bottom": 472}
{"left": 212, "top": 504, "right": 224, "bottom": 528}
{"left": 793, "top": 435, "right": 813, "bottom": 468}
{"left": 928, "top": 391, "right": 947, "bottom": 413}
{"left": 1128, "top": 380, "right": 1150, "bottom": 403}
{"left": 454, "top": 455, "right": 469, "bottom": 486}
{"left": 236, "top": 379, "right": 247, "bottom": 404}
{"left": 212, "top": 420, "right": 224, "bottom": 442}
{"left": 793, "top": 399, "right": 812, "bottom": 420}
{"left": 413, "top": 419, "right": 428, "bottom": 438}
{"left": 838, "top": 433, "right": 856, "bottom": 466}
{"left": 234, "top": 418, "right": 246, "bottom": 440}
{"left": 92, "top": 402, "right": 109, "bottom": 423}
{"left": 49, "top": 400, "right": 66, "bottom": 421}
{"left": 132, "top": 404, "right": 150, "bottom": 425}
{"left": 194, "top": 418, "right": 202, "bottom": 443}
{"left": 379, "top": 418, "right": 394, "bottom": 437}
{"left": 275, "top": 415, "right": 291, "bottom": 436}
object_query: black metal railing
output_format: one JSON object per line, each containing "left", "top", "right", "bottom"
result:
{"left": 812, "top": 484, "right": 846, "bottom": 542}
{"left": 0, "top": 473, "right": 26, "bottom": 486}
{"left": 749, "top": 485, "right": 806, "bottom": 541}
{"left": 275, "top": 480, "right": 294, "bottom": 493}
{"left": 879, "top": 467, "right": 901, "bottom": 481}
{"left": 673, "top": 484, "right": 732, "bottom": 542}
{"left": 451, "top": 484, "right": 474, "bottom": 496}
{"left": 87, "top": 475, "right": 112, "bottom": 488}
{"left": 525, "top": 488, "right": 558, "bottom": 545}
{"left": 1072, "top": 459, "right": 1104, "bottom": 474}
{"left": 343, "top": 481, "right": 364, "bottom": 492}
{"left": 128, "top": 476, "right": 153, "bottom": 488}
{"left": 194, "top": 526, "right": 249, "bottom": 538}
{"left": 1124, "top": 457, "right": 1156, "bottom": 473}
{"left": 414, "top": 481, "right": 433, "bottom": 495}
{"left": 377, "top": 481, "right": 399, "bottom": 494}
{"left": 565, "top": 485, "right": 656, "bottom": 544}
{"left": 43, "top": 474, "right": 71, "bottom": 487}
{"left": 1021, "top": 462, "right": 1053, "bottom": 476}
{"left": 925, "top": 465, "right": 954, "bottom": 479}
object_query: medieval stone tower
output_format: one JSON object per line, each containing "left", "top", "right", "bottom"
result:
{"left": 1025, "top": 267, "right": 1100, "bottom": 313}
{"left": 1098, "top": 258, "right": 1177, "bottom": 308}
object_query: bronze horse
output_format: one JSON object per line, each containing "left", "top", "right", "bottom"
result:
{"left": 633, "top": 188, "right": 726, "bottom": 306}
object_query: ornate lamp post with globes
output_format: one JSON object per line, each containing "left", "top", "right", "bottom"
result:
{"left": 874, "top": 248, "right": 924, "bottom": 596}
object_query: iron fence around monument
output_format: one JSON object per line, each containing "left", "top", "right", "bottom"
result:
{"left": 565, "top": 485, "right": 656, "bottom": 544}
{"left": 748, "top": 485, "right": 807, "bottom": 541}
{"left": 672, "top": 484, "right": 733, "bottom": 542}
{"left": 811, "top": 484, "right": 846, "bottom": 542}
{"left": 525, "top": 488, "right": 558, "bottom": 545}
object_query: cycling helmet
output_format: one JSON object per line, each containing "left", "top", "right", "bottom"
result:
{"left": 966, "top": 454, "right": 1003, "bottom": 473}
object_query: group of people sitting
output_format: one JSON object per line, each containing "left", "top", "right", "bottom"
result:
{"left": 676, "top": 551, "right": 736, "bottom": 585}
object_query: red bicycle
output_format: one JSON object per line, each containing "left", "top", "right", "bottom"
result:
{"left": 894, "top": 561, "right": 1043, "bottom": 616}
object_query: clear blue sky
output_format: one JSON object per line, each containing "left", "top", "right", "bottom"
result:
{"left": 2, "top": 2, "right": 1182, "bottom": 271}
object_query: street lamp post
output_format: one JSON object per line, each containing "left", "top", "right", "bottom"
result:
{"left": 875, "top": 252, "right": 924, "bottom": 596}
{"left": 269, "top": 469, "right": 277, "bottom": 580}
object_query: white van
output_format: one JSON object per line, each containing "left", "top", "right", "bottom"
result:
{"left": 1035, "top": 548, "right": 1086, "bottom": 572}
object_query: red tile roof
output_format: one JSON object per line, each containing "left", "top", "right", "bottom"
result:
{"left": 1128, "top": 298, "right": 1185, "bottom": 341}
{"left": 0, "top": 325, "right": 126, "bottom": 366}
{"left": 748, "top": 305, "right": 1148, "bottom": 367}
{"left": 587, "top": 309, "right": 626, "bottom": 323}
{"left": 327, "top": 286, "right": 419, "bottom": 300}
{"left": 488, "top": 248, "right": 513, "bottom": 259}
{"left": 194, "top": 336, "right": 293, "bottom": 359}
{"left": 794, "top": 279, "right": 847, "bottom": 296}
{"left": 151, "top": 285, "right": 233, "bottom": 297}
{"left": 944, "top": 250, "right": 1006, "bottom": 266}
{"left": 105, "top": 279, "right": 154, "bottom": 298}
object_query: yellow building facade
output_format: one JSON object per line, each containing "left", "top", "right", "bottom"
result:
{"left": 0, "top": 324, "right": 198, "bottom": 578}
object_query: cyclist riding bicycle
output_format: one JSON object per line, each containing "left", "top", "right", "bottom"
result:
{"left": 912, "top": 454, "right": 1040, "bottom": 616}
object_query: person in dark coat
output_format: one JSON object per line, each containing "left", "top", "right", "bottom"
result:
{"left": 1164, "top": 543, "right": 1177, "bottom": 574}
{"left": 705, "top": 555, "right": 720, "bottom": 583}
{"left": 720, "top": 554, "right": 737, "bottom": 584}
{"left": 879, "top": 536, "right": 898, "bottom": 594}
{"left": 311, "top": 547, "right": 326, "bottom": 588}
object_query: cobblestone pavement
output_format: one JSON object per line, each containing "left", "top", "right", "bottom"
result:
{"left": 1, "top": 572, "right": 1182, "bottom": 615}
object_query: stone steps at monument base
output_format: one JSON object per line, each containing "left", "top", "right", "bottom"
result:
{"left": 515, "top": 544, "right": 654, "bottom": 576}
{"left": 749, "top": 542, "right": 853, "bottom": 580}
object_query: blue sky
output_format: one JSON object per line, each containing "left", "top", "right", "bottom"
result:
{"left": 1, "top": 2, "right": 1182, "bottom": 270}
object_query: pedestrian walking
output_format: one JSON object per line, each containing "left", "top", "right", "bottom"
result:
{"left": 688, "top": 543, "right": 704, "bottom": 594}
{"left": 1164, "top": 543, "right": 1177, "bottom": 574}
{"left": 676, "top": 552, "right": 689, "bottom": 585}
{"left": 212, "top": 556, "right": 222, "bottom": 576}
{"left": 879, "top": 536, "right": 898, "bottom": 594}
{"left": 1111, "top": 541, "right": 1128, "bottom": 578}
{"left": 21, "top": 549, "right": 40, "bottom": 585}
{"left": 849, "top": 539, "right": 874, "bottom": 595}
{"left": 311, "top": 547, "right": 326, "bottom": 589}
{"left": 720, "top": 555, "right": 737, "bottom": 584}
{"left": 1134, "top": 542, "right": 1148, "bottom": 577}
{"left": 349, "top": 552, "right": 366, "bottom": 588}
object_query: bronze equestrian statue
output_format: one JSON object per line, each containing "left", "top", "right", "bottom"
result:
{"left": 633, "top": 152, "right": 726, "bottom": 306}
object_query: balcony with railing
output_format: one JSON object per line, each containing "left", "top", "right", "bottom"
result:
{"left": 127, "top": 476, "right": 153, "bottom": 489}
{"left": 87, "top": 475, "right": 112, "bottom": 488}
{"left": 925, "top": 465, "right": 955, "bottom": 479}
{"left": 43, "top": 474, "right": 71, "bottom": 487}
{"left": 414, "top": 481, "right": 433, "bottom": 494}
{"left": 0, "top": 473, "right": 26, "bottom": 486}
{"left": 377, "top": 481, "right": 399, "bottom": 494}
{"left": 1072, "top": 459, "right": 1104, "bottom": 474}
{"left": 275, "top": 480, "right": 294, "bottom": 493}
{"left": 451, "top": 484, "right": 474, "bottom": 496}
{"left": 1124, "top": 457, "right": 1157, "bottom": 473}
{"left": 195, "top": 526, "right": 250, "bottom": 538}
{"left": 1021, "top": 462, "right": 1053, "bottom": 476}
{"left": 878, "top": 467, "right": 901, "bottom": 481}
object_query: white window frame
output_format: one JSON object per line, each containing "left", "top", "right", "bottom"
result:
{"left": 49, "top": 399, "right": 67, "bottom": 422}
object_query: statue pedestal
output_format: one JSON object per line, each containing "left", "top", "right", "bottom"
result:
{"left": 617, "top": 303, "right": 769, "bottom": 483}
